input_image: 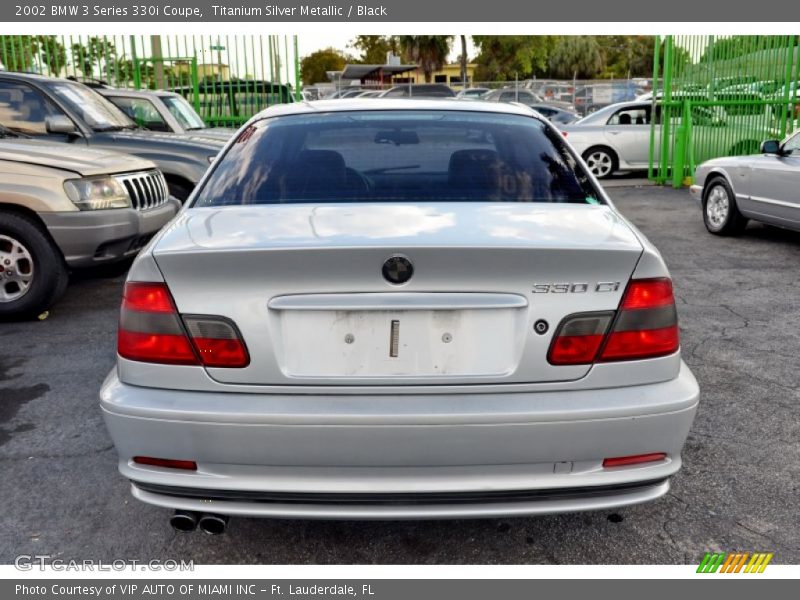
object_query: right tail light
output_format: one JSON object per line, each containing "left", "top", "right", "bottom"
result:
{"left": 547, "top": 278, "right": 679, "bottom": 365}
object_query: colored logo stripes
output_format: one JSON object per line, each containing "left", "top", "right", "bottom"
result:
{"left": 697, "top": 552, "right": 774, "bottom": 573}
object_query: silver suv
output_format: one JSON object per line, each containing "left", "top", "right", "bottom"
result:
{"left": 0, "top": 139, "right": 179, "bottom": 318}
{"left": 0, "top": 73, "right": 225, "bottom": 201}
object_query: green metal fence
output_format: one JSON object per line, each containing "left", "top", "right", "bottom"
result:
{"left": 0, "top": 35, "right": 301, "bottom": 126}
{"left": 651, "top": 35, "right": 800, "bottom": 187}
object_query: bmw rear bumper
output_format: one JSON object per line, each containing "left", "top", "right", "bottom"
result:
{"left": 100, "top": 361, "right": 699, "bottom": 519}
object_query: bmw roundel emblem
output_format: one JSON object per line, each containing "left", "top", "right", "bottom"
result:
{"left": 382, "top": 255, "right": 413, "bottom": 285}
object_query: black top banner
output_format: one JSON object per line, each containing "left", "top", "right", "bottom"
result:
{"left": 4, "top": 0, "right": 799, "bottom": 22}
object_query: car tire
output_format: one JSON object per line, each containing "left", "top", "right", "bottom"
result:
{"left": 0, "top": 211, "right": 68, "bottom": 319}
{"left": 702, "top": 177, "right": 748, "bottom": 236}
{"left": 582, "top": 146, "right": 618, "bottom": 179}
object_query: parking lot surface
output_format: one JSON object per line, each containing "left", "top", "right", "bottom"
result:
{"left": 1, "top": 185, "right": 798, "bottom": 564}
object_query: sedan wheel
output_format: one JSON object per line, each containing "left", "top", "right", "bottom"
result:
{"left": 702, "top": 179, "right": 748, "bottom": 236}
{"left": 705, "top": 185, "right": 729, "bottom": 231}
{"left": 583, "top": 148, "right": 616, "bottom": 179}
{"left": 0, "top": 234, "right": 34, "bottom": 303}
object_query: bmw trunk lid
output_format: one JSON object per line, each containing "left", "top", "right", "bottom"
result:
{"left": 151, "top": 202, "right": 644, "bottom": 385}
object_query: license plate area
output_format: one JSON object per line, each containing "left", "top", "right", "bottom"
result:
{"left": 275, "top": 307, "right": 524, "bottom": 378}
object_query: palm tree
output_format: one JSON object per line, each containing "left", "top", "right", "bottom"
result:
{"left": 548, "top": 37, "right": 604, "bottom": 80}
{"left": 459, "top": 35, "right": 468, "bottom": 88}
{"left": 398, "top": 36, "right": 453, "bottom": 83}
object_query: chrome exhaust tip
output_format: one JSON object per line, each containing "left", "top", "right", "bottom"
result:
{"left": 170, "top": 510, "right": 199, "bottom": 533}
{"left": 197, "top": 513, "right": 229, "bottom": 535}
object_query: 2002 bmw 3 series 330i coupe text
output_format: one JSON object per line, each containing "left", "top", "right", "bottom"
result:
{"left": 100, "top": 100, "right": 699, "bottom": 530}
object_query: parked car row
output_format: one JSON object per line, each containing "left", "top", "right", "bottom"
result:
{"left": 323, "top": 84, "right": 581, "bottom": 125}
{"left": 0, "top": 72, "right": 237, "bottom": 317}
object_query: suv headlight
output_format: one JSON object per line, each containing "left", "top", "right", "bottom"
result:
{"left": 64, "top": 177, "right": 131, "bottom": 210}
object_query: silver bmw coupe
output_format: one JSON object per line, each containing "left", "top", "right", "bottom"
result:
{"left": 100, "top": 99, "right": 699, "bottom": 532}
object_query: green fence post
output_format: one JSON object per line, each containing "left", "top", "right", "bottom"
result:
{"left": 658, "top": 36, "right": 674, "bottom": 185}
{"left": 190, "top": 57, "right": 200, "bottom": 113}
{"left": 672, "top": 100, "right": 691, "bottom": 188}
{"left": 779, "top": 36, "right": 795, "bottom": 138}
{"left": 648, "top": 35, "right": 660, "bottom": 181}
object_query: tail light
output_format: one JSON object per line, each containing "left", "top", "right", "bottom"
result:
{"left": 547, "top": 278, "right": 679, "bottom": 365}
{"left": 118, "top": 282, "right": 249, "bottom": 368}
{"left": 599, "top": 278, "right": 679, "bottom": 362}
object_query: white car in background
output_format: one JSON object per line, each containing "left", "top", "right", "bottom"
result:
{"left": 562, "top": 100, "right": 774, "bottom": 179}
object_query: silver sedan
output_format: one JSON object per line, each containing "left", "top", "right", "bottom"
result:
{"left": 691, "top": 130, "right": 800, "bottom": 235}
{"left": 100, "top": 99, "right": 698, "bottom": 532}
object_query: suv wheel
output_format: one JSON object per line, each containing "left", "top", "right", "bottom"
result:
{"left": 0, "top": 211, "right": 68, "bottom": 319}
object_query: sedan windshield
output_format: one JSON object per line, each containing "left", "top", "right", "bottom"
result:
{"left": 159, "top": 94, "right": 206, "bottom": 130}
{"left": 194, "top": 110, "right": 600, "bottom": 206}
{"left": 46, "top": 82, "right": 135, "bottom": 131}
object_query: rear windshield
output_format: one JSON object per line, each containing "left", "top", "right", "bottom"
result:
{"left": 193, "top": 110, "right": 600, "bottom": 206}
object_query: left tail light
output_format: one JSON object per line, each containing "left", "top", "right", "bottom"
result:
{"left": 547, "top": 278, "right": 679, "bottom": 365}
{"left": 118, "top": 282, "right": 249, "bottom": 368}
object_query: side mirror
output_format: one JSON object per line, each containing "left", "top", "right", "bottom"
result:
{"left": 760, "top": 140, "right": 782, "bottom": 155}
{"left": 45, "top": 115, "right": 78, "bottom": 135}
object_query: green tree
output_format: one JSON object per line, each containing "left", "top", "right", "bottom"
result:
{"left": 69, "top": 36, "right": 117, "bottom": 78}
{"left": 472, "top": 36, "right": 558, "bottom": 81}
{"left": 548, "top": 36, "right": 604, "bottom": 79}
{"left": 36, "top": 36, "right": 67, "bottom": 75}
{"left": 700, "top": 36, "right": 768, "bottom": 63}
{"left": 300, "top": 47, "right": 349, "bottom": 85}
{"left": 350, "top": 35, "right": 399, "bottom": 64}
{"left": 596, "top": 36, "right": 655, "bottom": 78}
{"left": 397, "top": 36, "right": 453, "bottom": 82}
{"left": 0, "top": 36, "right": 40, "bottom": 72}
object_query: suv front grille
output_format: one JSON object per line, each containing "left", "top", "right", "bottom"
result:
{"left": 116, "top": 170, "right": 169, "bottom": 211}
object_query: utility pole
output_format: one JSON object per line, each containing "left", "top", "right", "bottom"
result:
{"left": 150, "top": 35, "right": 164, "bottom": 89}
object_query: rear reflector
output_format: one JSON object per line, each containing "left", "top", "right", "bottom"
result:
{"left": 602, "top": 453, "right": 667, "bottom": 468}
{"left": 118, "top": 282, "right": 249, "bottom": 368}
{"left": 133, "top": 456, "right": 197, "bottom": 471}
{"left": 547, "top": 278, "right": 679, "bottom": 365}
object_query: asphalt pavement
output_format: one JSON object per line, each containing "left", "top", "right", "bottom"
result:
{"left": 1, "top": 184, "right": 798, "bottom": 564}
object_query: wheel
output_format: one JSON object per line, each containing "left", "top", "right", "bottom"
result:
{"left": 166, "top": 180, "right": 192, "bottom": 203}
{"left": 582, "top": 146, "right": 618, "bottom": 179}
{"left": 702, "top": 178, "right": 748, "bottom": 236}
{"left": 0, "top": 211, "right": 68, "bottom": 319}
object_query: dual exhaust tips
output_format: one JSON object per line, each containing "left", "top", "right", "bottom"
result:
{"left": 170, "top": 510, "right": 228, "bottom": 535}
